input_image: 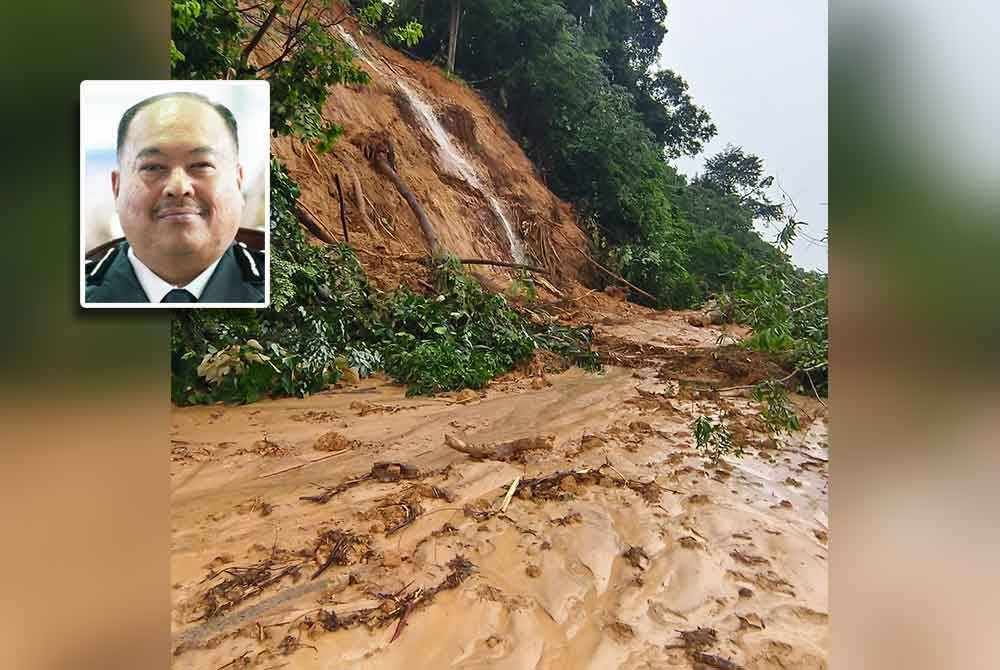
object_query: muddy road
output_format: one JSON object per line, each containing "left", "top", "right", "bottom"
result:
{"left": 170, "top": 307, "right": 828, "bottom": 669}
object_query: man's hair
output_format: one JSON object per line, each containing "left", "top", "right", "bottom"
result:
{"left": 116, "top": 91, "right": 239, "bottom": 159}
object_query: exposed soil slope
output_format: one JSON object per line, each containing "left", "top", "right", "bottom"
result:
{"left": 261, "top": 16, "right": 590, "bottom": 291}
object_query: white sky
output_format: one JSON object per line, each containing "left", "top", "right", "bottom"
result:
{"left": 80, "top": 80, "right": 270, "bottom": 245}
{"left": 660, "top": 1, "right": 828, "bottom": 272}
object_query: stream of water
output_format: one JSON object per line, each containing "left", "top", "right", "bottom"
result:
{"left": 337, "top": 27, "right": 525, "bottom": 263}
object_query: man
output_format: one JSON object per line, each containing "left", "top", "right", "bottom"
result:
{"left": 85, "top": 91, "right": 265, "bottom": 304}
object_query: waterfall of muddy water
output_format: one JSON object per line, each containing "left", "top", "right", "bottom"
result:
{"left": 337, "top": 27, "right": 526, "bottom": 263}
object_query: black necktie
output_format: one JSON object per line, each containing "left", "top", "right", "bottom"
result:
{"left": 162, "top": 289, "right": 197, "bottom": 303}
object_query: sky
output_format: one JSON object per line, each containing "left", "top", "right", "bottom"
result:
{"left": 80, "top": 80, "right": 270, "bottom": 246}
{"left": 659, "top": 1, "right": 828, "bottom": 272}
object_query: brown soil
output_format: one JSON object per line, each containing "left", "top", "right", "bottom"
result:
{"left": 170, "top": 13, "right": 827, "bottom": 669}
{"left": 171, "top": 303, "right": 827, "bottom": 670}
{"left": 252, "top": 14, "right": 590, "bottom": 291}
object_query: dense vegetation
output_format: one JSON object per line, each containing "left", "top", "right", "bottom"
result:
{"left": 169, "top": 0, "right": 826, "bottom": 403}
{"left": 394, "top": 0, "right": 827, "bottom": 390}
{"left": 170, "top": 0, "right": 597, "bottom": 405}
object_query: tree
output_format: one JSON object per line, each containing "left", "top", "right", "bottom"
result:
{"left": 695, "top": 145, "right": 784, "bottom": 222}
{"left": 172, "top": 0, "right": 368, "bottom": 151}
{"left": 447, "top": 0, "right": 461, "bottom": 73}
{"left": 635, "top": 69, "right": 717, "bottom": 159}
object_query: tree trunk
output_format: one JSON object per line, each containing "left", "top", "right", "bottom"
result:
{"left": 295, "top": 203, "right": 338, "bottom": 245}
{"left": 374, "top": 157, "right": 441, "bottom": 255}
{"left": 347, "top": 166, "right": 378, "bottom": 236}
{"left": 447, "top": 0, "right": 461, "bottom": 74}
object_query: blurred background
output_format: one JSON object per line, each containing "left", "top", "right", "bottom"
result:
{"left": 1, "top": 0, "right": 999, "bottom": 668}
{"left": 81, "top": 80, "right": 269, "bottom": 252}
{"left": 832, "top": 1, "right": 1000, "bottom": 669}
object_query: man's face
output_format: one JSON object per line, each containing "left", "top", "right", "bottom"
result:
{"left": 113, "top": 97, "right": 244, "bottom": 268}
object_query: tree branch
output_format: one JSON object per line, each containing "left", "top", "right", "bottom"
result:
{"left": 239, "top": 0, "right": 283, "bottom": 72}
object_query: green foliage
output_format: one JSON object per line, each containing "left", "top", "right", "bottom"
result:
{"left": 171, "top": 0, "right": 244, "bottom": 77}
{"left": 356, "top": 0, "right": 424, "bottom": 48}
{"left": 376, "top": 257, "right": 536, "bottom": 396}
{"left": 171, "top": 165, "right": 600, "bottom": 404}
{"left": 391, "top": 20, "right": 425, "bottom": 48}
{"left": 264, "top": 17, "right": 369, "bottom": 145}
{"left": 693, "top": 416, "right": 742, "bottom": 465}
{"left": 506, "top": 270, "right": 537, "bottom": 302}
{"left": 721, "top": 262, "right": 828, "bottom": 394}
{"left": 171, "top": 0, "right": 369, "bottom": 151}
{"left": 752, "top": 380, "right": 801, "bottom": 434}
{"left": 531, "top": 324, "right": 602, "bottom": 372}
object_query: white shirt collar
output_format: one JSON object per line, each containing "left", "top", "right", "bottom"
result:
{"left": 127, "top": 247, "right": 223, "bottom": 303}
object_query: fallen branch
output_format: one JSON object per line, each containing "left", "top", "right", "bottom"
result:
{"left": 391, "top": 253, "right": 546, "bottom": 274}
{"left": 334, "top": 173, "right": 349, "bottom": 244}
{"left": 553, "top": 229, "right": 657, "bottom": 303}
{"left": 295, "top": 201, "right": 338, "bottom": 244}
{"left": 366, "top": 135, "right": 441, "bottom": 254}
{"left": 499, "top": 476, "right": 521, "bottom": 513}
{"left": 444, "top": 434, "right": 554, "bottom": 462}
{"left": 691, "top": 652, "right": 744, "bottom": 670}
{"left": 453, "top": 258, "right": 547, "bottom": 274}
{"left": 257, "top": 449, "right": 350, "bottom": 479}
{"left": 346, "top": 166, "right": 379, "bottom": 236}
{"left": 389, "top": 601, "right": 413, "bottom": 643}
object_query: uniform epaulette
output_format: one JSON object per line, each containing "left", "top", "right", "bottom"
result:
{"left": 234, "top": 241, "right": 266, "bottom": 286}
{"left": 85, "top": 243, "right": 121, "bottom": 285}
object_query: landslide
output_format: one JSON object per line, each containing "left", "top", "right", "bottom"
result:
{"left": 258, "top": 16, "right": 591, "bottom": 293}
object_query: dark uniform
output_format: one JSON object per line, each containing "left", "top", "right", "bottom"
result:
{"left": 85, "top": 239, "right": 266, "bottom": 304}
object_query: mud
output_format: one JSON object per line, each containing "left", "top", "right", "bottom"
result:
{"left": 171, "top": 308, "right": 827, "bottom": 669}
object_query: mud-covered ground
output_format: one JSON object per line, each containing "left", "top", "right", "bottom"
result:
{"left": 170, "top": 296, "right": 827, "bottom": 669}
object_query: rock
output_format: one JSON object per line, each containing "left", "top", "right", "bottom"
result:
{"left": 687, "top": 313, "right": 709, "bottom": 327}
{"left": 580, "top": 434, "right": 605, "bottom": 451}
{"left": 559, "top": 475, "right": 579, "bottom": 494}
{"left": 738, "top": 587, "right": 754, "bottom": 598}
{"left": 707, "top": 309, "right": 726, "bottom": 325}
{"left": 525, "top": 564, "right": 542, "bottom": 578}
{"left": 369, "top": 521, "right": 386, "bottom": 534}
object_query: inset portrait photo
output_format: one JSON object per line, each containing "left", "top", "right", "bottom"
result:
{"left": 80, "top": 80, "right": 270, "bottom": 308}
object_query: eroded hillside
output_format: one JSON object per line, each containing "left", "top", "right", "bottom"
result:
{"left": 259, "top": 18, "right": 590, "bottom": 292}
{"left": 169, "top": 10, "right": 828, "bottom": 670}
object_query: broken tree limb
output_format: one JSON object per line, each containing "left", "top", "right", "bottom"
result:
{"left": 347, "top": 165, "right": 379, "bottom": 236}
{"left": 374, "top": 156, "right": 441, "bottom": 254}
{"left": 238, "top": 0, "right": 283, "bottom": 73}
{"left": 452, "top": 258, "right": 547, "bottom": 273}
{"left": 690, "top": 652, "right": 744, "bottom": 670}
{"left": 365, "top": 134, "right": 442, "bottom": 254}
{"left": 256, "top": 449, "right": 350, "bottom": 479}
{"left": 552, "top": 229, "right": 658, "bottom": 303}
{"left": 334, "top": 174, "right": 349, "bottom": 244}
{"left": 295, "top": 201, "right": 338, "bottom": 245}
{"left": 499, "top": 476, "right": 521, "bottom": 513}
{"left": 444, "top": 434, "right": 554, "bottom": 462}
{"left": 394, "top": 254, "right": 546, "bottom": 274}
